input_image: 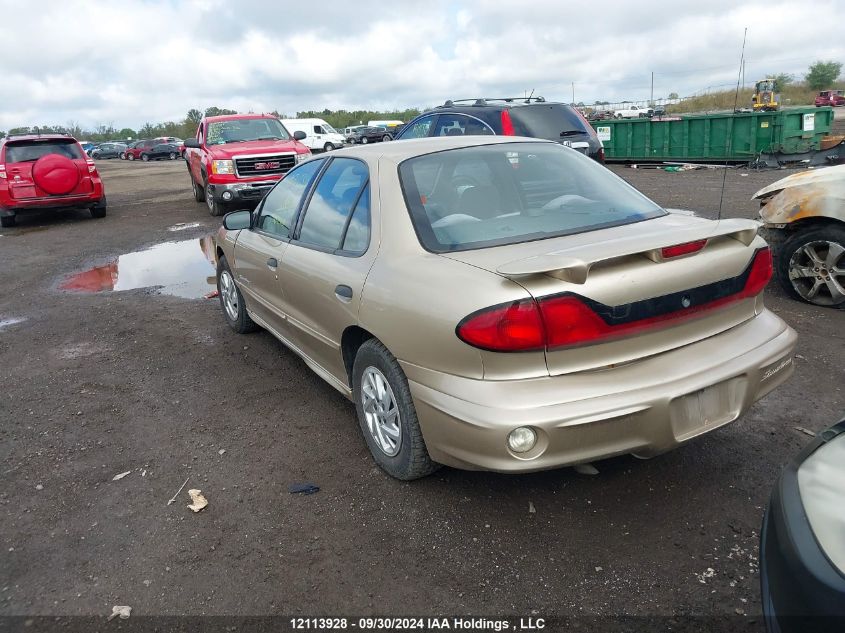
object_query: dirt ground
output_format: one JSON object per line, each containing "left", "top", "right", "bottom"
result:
{"left": 0, "top": 158, "right": 842, "bottom": 627}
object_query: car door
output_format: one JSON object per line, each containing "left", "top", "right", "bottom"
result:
{"left": 276, "top": 157, "right": 375, "bottom": 384}
{"left": 232, "top": 158, "right": 326, "bottom": 333}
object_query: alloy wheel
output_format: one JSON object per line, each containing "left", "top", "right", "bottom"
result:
{"left": 361, "top": 367, "right": 401, "bottom": 457}
{"left": 219, "top": 270, "right": 239, "bottom": 321}
{"left": 788, "top": 240, "right": 845, "bottom": 306}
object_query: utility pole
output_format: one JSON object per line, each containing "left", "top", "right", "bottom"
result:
{"left": 650, "top": 72, "right": 654, "bottom": 105}
{"left": 742, "top": 60, "right": 746, "bottom": 88}
{"left": 571, "top": 82, "right": 575, "bottom": 105}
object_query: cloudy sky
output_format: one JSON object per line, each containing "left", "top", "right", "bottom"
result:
{"left": 1, "top": 0, "right": 844, "bottom": 131}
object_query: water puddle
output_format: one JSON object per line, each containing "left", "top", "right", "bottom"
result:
{"left": 0, "top": 316, "right": 27, "bottom": 330}
{"left": 60, "top": 237, "right": 217, "bottom": 299}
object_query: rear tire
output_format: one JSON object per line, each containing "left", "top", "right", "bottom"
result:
{"left": 775, "top": 225, "right": 845, "bottom": 308}
{"left": 127, "top": 153, "right": 135, "bottom": 161}
{"left": 352, "top": 339, "right": 440, "bottom": 480}
{"left": 217, "top": 256, "right": 258, "bottom": 334}
{"left": 0, "top": 215, "right": 16, "bottom": 228}
{"left": 141, "top": 154, "right": 149, "bottom": 162}
{"left": 382, "top": 135, "right": 391, "bottom": 142}
{"left": 90, "top": 196, "right": 107, "bottom": 219}
{"left": 323, "top": 142, "right": 335, "bottom": 152}
{"left": 169, "top": 152, "right": 177, "bottom": 160}
{"left": 361, "top": 136, "right": 369, "bottom": 144}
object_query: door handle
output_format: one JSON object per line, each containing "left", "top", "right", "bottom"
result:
{"left": 266, "top": 257, "right": 278, "bottom": 269}
{"left": 334, "top": 285, "right": 353, "bottom": 301}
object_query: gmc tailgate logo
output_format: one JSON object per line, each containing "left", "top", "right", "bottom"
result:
{"left": 254, "top": 161, "right": 281, "bottom": 170}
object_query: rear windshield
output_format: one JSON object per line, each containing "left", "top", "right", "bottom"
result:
{"left": 207, "top": 118, "right": 290, "bottom": 145}
{"left": 510, "top": 104, "right": 591, "bottom": 140}
{"left": 399, "top": 142, "right": 665, "bottom": 253}
{"left": 5, "top": 139, "right": 84, "bottom": 163}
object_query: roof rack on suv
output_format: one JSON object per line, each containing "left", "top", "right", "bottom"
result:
{"left": 441, "top": 97, "right": 547, "bottom": 108}
{"left": 5, "top": 132, "right": 73, "bottom": 139}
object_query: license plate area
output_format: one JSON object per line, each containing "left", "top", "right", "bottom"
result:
{"left": 670, "top": 377, "right": 746, "bottom": 441}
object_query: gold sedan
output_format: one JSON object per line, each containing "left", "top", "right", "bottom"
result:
{"left": 213, "top": 136, "right": 796, "bottom": 480}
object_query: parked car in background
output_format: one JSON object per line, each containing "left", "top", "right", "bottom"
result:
{"left": 346, "top": 126, "right": 393, "bottom": 144}
{"left": 79, "top": 141, "right": 96, "bottom": 155}
{"left": 139, "top": 143, "right": 181, "bottom": 161}
{"left": 587, "top": 110, "right": 613, "bottom": 121}
{"left": 760, "top": 415, "right": 845, "bottom": 633}
{"left": 614, "top": 104, "right": 651, "bottom": 119}
{"left": 91, "top": 142, "right": 127, "bottom": 159}
{"left": 211, "top": 136, "right": 795, "bottom": 480}
{"left": 814, "top": 90, "right": 845, "bottom": 107}
{"left": 154, "top": 136, "right": 185, "bottom": 156}
{"left": 0, "top": 133, "right": 106, "bottom": 227}
{"left": 344, "top": 125, "right": 368, "bottom": 136}
{"left": 281, "top": 118, "right": 346, "bottom": 152}
{"left": 367, "top": 119, "right": 403, "bottom": 131}
{"left": 183, "top": 113, "right": 311, "bottom": 216}
{"left": 124, "top": 139, "right": 159, "bottom": 161}
{"left": 754, "top": 164, "right": 845, "bottom": 307}
{"left": 393, "top": 97, "right": 604, "bottom": 162}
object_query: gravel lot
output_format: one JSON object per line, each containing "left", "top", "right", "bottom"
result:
{"left": 1, "top": 158, "right": 842, "bottom": 625}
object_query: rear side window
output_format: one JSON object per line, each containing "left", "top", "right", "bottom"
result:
{"left": 297, "top": 158, "right": 368, "bottom": 250}
{"left": 5, "top": 140, "right": 84, "bottom": 163}
{"left": 433, "top": 114, "right": 494, "bottom": 137}
{"left": 509, "top": 104, "right": 590, "bottom": 140}
{"left": 341, "top": 184, "right": 370, "bottom": 254}
{"left": 399, "top": 142, "right": 664, "bottom": 253}
{"left": 397, "top": 115, "right": 435, "bottom": 139}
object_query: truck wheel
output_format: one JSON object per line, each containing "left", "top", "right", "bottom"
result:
{"left": 352, "top": 339, "right": 440, "bottom": 480}
{"left": 191, "top": 174, "right": 205, "bottom": 202}
{"left": 0, "top": 215, "right": 15, "bottom": 228}
{"left": 776, "top": 226, "right": 845, "bottom": 308}
{"left": 382, "top": 135, "right": 391, "bottom": 142}
{"left": 205, "top": 182, "right": 224, "bottom": 216}
{"left": 90, "top": 196, "right": 107, "bottom": 219}
{"left": 323, "top": 142, "right": 335, "bottom": 152}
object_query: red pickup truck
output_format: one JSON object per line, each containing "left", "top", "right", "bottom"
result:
{"left": 183, "top": 114, "right": 311, "bottom": 216}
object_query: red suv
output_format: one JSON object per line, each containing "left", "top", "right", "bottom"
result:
{"left": 0, "top": 134, "right": 106, "bottom": 228}
{"left": 123, "top": 139, "right": 160, "bottom": 161}
{"left": 815, "top": 90, "right": 845, "bottom": 107}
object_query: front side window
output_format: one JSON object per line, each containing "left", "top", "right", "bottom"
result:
{"left": 399, "top": 142, "right": 665, "bottom": 252}
{"left": 297, "top": 158, "right": 368, "bottom": 250}
{"left": 396, "top": 115, "right": 435, "bottom": 140}
{"left": 255, "top": 159, "right": 325, "bottom": 238}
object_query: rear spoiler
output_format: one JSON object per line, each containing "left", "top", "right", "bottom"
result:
{"left": 495, "top": 218, "right": 759, "bottom": 284}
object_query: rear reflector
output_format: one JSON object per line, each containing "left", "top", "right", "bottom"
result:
{"left": 457, "top": 248, "right": 772, "bottom": 352}
{"left": 661, "top": 239, "right": 707, "bottom": 259}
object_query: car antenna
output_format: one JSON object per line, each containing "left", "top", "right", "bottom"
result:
{"left": 718, "top": 27, "right": 747, "bottom": 222}
{"left": 526, "top": 88, "right": 535, "bottom": 103}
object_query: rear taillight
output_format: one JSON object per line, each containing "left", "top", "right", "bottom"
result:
{"left": 661, "top": 239, "right": 707, "bottom": 259}
{"left": 500, "top": 110, "right": 515, "bottom": 136}
{"left": 457, "top": 248, "right": 773, "bottom": 352}
{"left": 742, "top": 247, "right": 773, "bottom": 296}
{"left": 86, "top": 159, "right": 97, "bottom": 174}
{"left": 456, "top": 299, "right": 545, "bottom": 352}
{"left": 0, "top": 165, "right": 6, "bottom": 179}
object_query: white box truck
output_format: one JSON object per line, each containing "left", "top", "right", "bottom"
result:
{"left": 280, "top": 118, "right": 347, "bottom": 152}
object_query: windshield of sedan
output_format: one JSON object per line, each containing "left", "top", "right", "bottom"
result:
{"left": 399, "top": 142, "right": 666, "bottom": 252}
{"left": 206, "top": 118, "right": 291, "bottom": 145}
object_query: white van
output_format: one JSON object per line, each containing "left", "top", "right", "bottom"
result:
{"left": 280, "top": 118, "right": 346, "bottom": 152}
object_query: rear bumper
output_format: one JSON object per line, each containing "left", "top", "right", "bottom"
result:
{"left": 0, "top": 187, "right": 104, "bottom": 216}
{"left": 403, "top": 309, "right": 796, "bottom": 472}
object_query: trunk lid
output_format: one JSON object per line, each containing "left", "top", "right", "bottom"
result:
{"left": 443, "top": 213, "right": 765, "bottom": 376}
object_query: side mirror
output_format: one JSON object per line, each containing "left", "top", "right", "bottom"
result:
{"left": 293, "top": 130, "right": 307, "bottom": 141}
{"left": 222, "top": 210, "right": 252, "bottom": 231}
{"left": 184, "top": 138, "right": 201, "bottom": 148}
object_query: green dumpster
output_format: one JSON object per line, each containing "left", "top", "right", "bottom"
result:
{"left": 593, "top": 107, "right": 833, "bottom": 162}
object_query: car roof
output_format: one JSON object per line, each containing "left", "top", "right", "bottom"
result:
{"left": 331, "top": 135, "right": 553, "bottom": 162}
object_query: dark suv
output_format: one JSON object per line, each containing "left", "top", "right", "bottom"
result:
{"left": 393, "top": 97, "right": 604, "bottom": 162}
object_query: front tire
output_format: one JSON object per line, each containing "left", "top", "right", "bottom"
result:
{"left": 323, "top": 142, "right": 335, "bottom": 152}
{"left": 352, "top": 339, "right": 440, "bottom": 480}
{"left": 361, "top": 136, "right": 369, "bottom": 144}
{"left": 127, "top": 153, "right": 135, "bottom": 161}
{"left": 382, "top": 135, "right": 391, "bottom": 142}
{"left": 169, "top": 152, "right": 177, "bottom": 160}
{"left": 205, "top": 182, "right": 224, "bottom": 216}
{"left": 141, "top": 154, "right": 150, "bottom": 162}
{"left": 217, "top": 256, "right": 259, "bottom": 334}
{"left": 776, "top": 226, "right": 845, "bottom": 307}
{"left": 191, "top": 174, "right": 205, "bottom": 202}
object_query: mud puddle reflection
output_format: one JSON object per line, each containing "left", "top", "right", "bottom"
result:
{"left": 60, "top": 237, "right": 217, "bottom": 299}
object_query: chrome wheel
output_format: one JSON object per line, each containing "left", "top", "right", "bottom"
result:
{"left": 206, "top": 185, "right": 214, "bottom": 212}
{"left": 219, "top": 269, "right": 239, "bottom": 321}
{"left": 788, "top": 240, "right": 845, "bottom": 306}
{"left": 361, "top": 367, "right": 401, "bottom": 456}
